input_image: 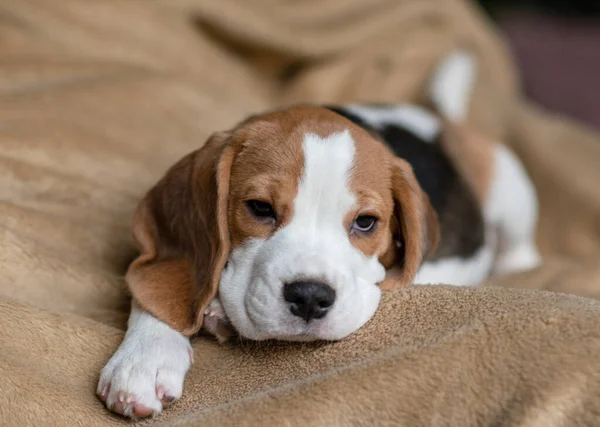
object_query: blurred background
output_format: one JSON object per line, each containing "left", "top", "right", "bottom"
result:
{"left": 478, "top": 0, "right": 600, "bottom": 130}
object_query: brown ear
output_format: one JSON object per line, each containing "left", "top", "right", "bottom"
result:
{"left": 382, "top": 158, "right": 440, "bottom": 289}
{"left": 125, "top": 132, "right": 234, "bottom": 336}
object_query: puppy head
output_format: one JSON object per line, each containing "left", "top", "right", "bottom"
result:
{"left": 127, "top": 106, "right": 439, "bottom": 340}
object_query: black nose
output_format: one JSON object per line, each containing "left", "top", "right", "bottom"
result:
{"left": 283, "top": 281, "right": 336, "bottom": 322}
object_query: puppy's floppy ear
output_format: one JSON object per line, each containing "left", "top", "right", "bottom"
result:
{"left": 383, "top": 158, "right": 440, "bottom": 289}
{"left": 126, "top": 132, "right": 235, "bottom": 336}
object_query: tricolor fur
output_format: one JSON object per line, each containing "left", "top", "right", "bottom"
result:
{"left": 97, "top": 51, "right": 541, "bottom": 419}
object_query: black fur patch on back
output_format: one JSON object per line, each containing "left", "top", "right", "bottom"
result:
{"left": 326, "top": 106, "right": 484, "bottom": 260}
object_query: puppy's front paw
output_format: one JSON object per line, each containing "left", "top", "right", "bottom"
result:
{"left": 97, "top": 326, "right": 192, "bottom": 419}
{"left": 203, "top": 298, "right": 235, "bottom": 343}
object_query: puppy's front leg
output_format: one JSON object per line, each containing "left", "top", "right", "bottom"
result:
{"left": 202, "top": 298, "right": 235, "bottom": 344}
{"left": 97, "top": 301, "right": 192, "bottom": 419}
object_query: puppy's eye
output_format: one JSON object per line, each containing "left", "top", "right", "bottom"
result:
{"left": 247, "top": 200, "right": 276, "bottom": 220}
{"left": 353, "top": 215, "right": 378, "bottom": 233}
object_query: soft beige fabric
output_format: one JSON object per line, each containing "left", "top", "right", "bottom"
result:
{"left": 1, "top": 0, "right": 600, "bottom": 426}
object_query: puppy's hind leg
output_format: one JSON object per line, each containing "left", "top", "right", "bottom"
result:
{"left": 486, "top": 144, "right": 542, "bottom": 275}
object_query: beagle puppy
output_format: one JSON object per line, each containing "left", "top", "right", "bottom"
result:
{"left": 97, "top": 52, "right": 541, "bottom": 418}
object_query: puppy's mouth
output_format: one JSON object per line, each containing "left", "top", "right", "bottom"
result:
{"left": 203, "top": 302, "right": 334, "bottom": 343}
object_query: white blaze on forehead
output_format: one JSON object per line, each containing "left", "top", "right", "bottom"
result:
{"left": 293, "top": 131, "right": 356, "bottom": 234}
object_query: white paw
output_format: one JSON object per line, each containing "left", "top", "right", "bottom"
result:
{"left": 493, "top": 243, "right": 542, "bottom": 276}
{"left": 203, "top": 298, "right": 235, "bottom": 343}
{"left": 97, "top": 308, "right": 192, "bottom": 419}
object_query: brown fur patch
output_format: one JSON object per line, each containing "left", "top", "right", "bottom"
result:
{"left": 379, "top": 158, "right": 440, "bottom": 290}
{"left": 127, "top": 132, "right": 234, "bottom": 336}
{"left": 439, "top": 120, "right": 495, "bottom": 204}
{"left": 227, "top": 116, "right": 305, "bottom": 247}
{"left": 346, "top": 125, "right": 396, "bottom": 259}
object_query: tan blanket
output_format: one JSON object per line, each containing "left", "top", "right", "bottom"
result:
{"left": 2, "top": 0, "right": 600, "bottom": 425}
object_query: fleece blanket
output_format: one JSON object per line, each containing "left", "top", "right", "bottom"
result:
{"left": 1, "top": 0, "right": 600, "bottom": 425}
